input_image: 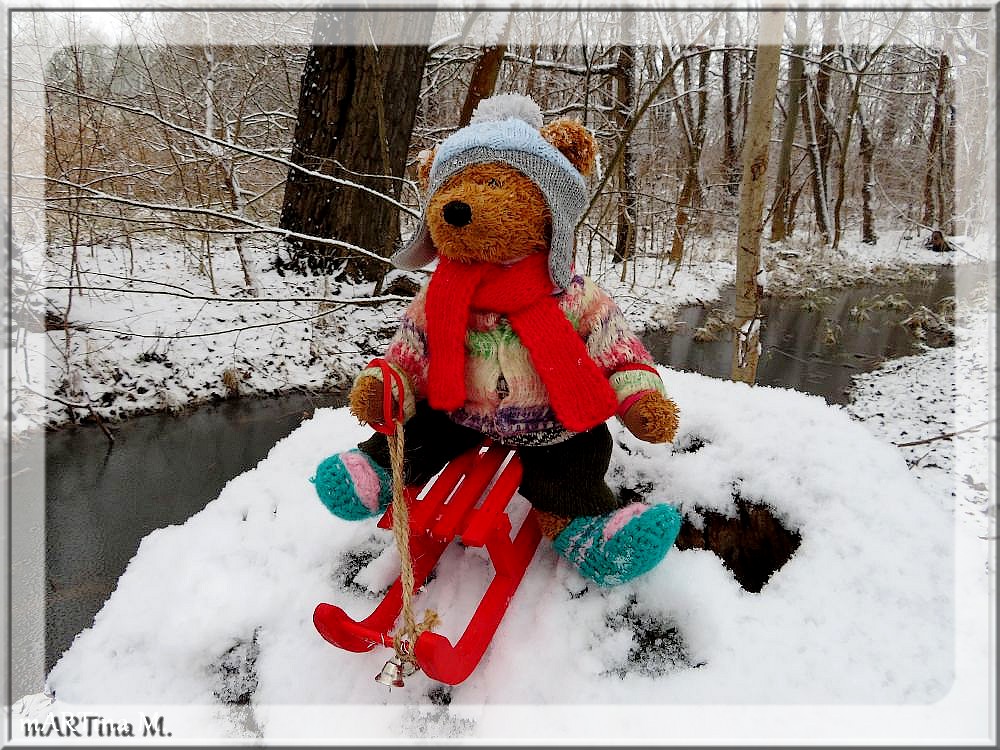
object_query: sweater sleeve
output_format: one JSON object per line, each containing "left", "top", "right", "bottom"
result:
{"left": 575, "top": 277, "right": 666, "bottom": 411}
{"left": 353, "top": 285, "right": 430, "bottom": 420}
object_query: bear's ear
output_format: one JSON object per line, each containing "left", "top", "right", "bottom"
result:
{"left": 539, "top": 118, "right": 597, "bottom": 177}
{"left": 416, "top": 147, "right": 436, "bottom": 191}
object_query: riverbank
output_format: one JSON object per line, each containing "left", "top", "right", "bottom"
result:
{"left": 12, "top": 227, "right": 987, "bottom": 435}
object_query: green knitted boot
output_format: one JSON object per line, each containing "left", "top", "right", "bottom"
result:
{"left": 552, "top": 502, "right": 681, "bottom": 587}
{"left": 311, "top": 450, "right": 392, "bottom": 521}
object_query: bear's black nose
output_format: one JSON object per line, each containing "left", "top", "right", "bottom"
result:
{"left": 442, "top": 200, "right": 472, "bottom": 227}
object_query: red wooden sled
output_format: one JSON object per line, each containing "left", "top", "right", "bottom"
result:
{"left": 312, "top": 362, "right": 542, "bottom": 685}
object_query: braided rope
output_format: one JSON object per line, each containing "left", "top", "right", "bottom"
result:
{"left": 387, "top": 406, "right": 438, "bottom": 669}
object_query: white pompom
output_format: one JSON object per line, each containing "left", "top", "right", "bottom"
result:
{"left": 469, "top": 93, "right": 543, "bottom": 129}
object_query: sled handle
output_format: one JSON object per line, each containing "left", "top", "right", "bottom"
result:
{"left": 368, "top": 358, "right": 405, "bottom": 436}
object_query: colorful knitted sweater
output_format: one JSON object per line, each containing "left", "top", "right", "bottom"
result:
{"left": 358, "top": 273, "right": 665, "bottom": 446}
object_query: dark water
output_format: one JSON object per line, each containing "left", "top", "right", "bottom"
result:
{"left": 641, "top": 266, "right": 959, "bottom": 405}
{"left": 15, "top": 391, "right": 344, "bottom": 679}
{"left": 22, "top": 264, "right": 968, "bottom": 681}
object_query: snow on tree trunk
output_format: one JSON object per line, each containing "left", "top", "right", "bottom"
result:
{"left": 922, "top": 51, "right": 950, "bottom": 229}
{"left": 858, "top": 105, "right": 878, "bottom": 245}
{"left": 731, "top": 11, "right": 783, "bottom": 385}
{"left": 799, "top": 76, "right": 831, "bottom": 244}
{"left": 720, "top": 16, "right": 741, "bottom": 196}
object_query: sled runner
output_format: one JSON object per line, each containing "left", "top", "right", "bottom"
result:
{"left": 312, "top": 363, "right": 542, "bottom": 686}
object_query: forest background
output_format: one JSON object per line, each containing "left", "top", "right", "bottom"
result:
{"left": 8, "top": 8, "right": 994, "bottom": 432}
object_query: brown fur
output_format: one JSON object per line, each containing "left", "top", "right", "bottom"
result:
{"left": 534, "top": 509, "right": 573, "bottom": 539}
{"left": 426, "top": 163, "right": 551, "bottom": 264}
{"left": 349, "top": 374, "right": 384, "bottom": 424}
{"left": 389, "top": 116, "right": 679, "bottom": 448}
{"left": 539, "top": 118, "right": 598, "bottom": 176}
{"left": 620, "top": 391, "right": 680, "bottom": 444}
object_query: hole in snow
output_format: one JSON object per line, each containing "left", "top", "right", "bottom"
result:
{"left": 331, "top": 535, "right": 390, "bottom": 598}
{"left": 673, "top": 433, "right": 709, "bottom": 454}
{"left": 675, "top": 496, "right": 802, "bottom": 593}
{"left": 604, "top": 595, "right": 701, "bottom": 678}
{"left": 427, "top": 685, "right": 452, "bottom": 706}
{"left": 211, "top": 628, "right": 260, "bottom": 705}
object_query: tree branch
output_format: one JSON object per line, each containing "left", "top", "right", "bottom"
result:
{"left": 894, "top": 419, "right": 995, "bottom": 448}
{"left": 21, "top": 173, "right": 395, "bottom": 265}
{"left": 20, "top": 384, "right": 115, "bottom": 443}
{"left": 43, "top": 284, "right": 412, "bottom": 307}
{"left": 35, "top": 81, "right": 420, "bottom": 219}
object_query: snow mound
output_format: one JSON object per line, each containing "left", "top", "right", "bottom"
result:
{"left": 29, "top": 368, "right": 953, "bottom": 740}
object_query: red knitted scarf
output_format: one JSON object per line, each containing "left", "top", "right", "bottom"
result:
{"left": 425, "top": 253, "right": 617, "bottom": 432}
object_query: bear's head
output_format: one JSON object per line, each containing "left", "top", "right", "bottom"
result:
{"left": 393, "top": 94, "right": 597, "bottom": 288}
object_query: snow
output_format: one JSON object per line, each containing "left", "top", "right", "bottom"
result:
{"left": 11, "top": 361, "right": 984, "bottom": 741}
{"left": 12, "top": 237, "right": 412, "bottom": 433}
{"left": 9, "top": 225, "right": 995, "bottom": 742}
{"left": 14, "top": 226, "right": 986, "bottom": 434}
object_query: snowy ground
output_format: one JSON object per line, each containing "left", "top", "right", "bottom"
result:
{"left": 10, "top": 226, "right": 985, "bottom": 434}
{"left": 8, "top": 226, "right": 995, "bottom": 743}
{"left": 10, "top": 365, "right": 985, "bottom": 742}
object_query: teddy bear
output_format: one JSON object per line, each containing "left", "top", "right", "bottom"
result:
{"left": 312, "top": 94, "right": 683, "bottom": 587}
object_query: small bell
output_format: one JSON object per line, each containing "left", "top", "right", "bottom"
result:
{"left": 375, "top": 657, "right": 409, "bottom": 687}
{"left": 375, "top": 657, "right": 406, "bottom": 687}
{"left": 374, "top": 654, "right": 419, "bottom": 687}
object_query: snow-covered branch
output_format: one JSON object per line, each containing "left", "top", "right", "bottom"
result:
{"left": 43, "top": 284, "right": 412, "bottom": 307}
{"left": 23, "top": 174, "right": 395, "bottom": 266}
{"left": 36, "top": 81, "right": 420, "bottom": 219}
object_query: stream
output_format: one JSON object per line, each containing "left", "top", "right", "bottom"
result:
{"left": 640, "top": 265, "right": 959, "bottom": 404}
{"left": 11, "top": 263, "right": 970, "bottom": 694}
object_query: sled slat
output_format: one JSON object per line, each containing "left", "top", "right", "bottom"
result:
{"left": 461, "top": 455, "right": 523, "bottom": 547}
{"left": 430, "top": 445, "right": 509, "bottom": 540}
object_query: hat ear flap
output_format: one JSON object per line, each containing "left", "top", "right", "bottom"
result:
{"left": 539, "top": 119, "right": 597, "bottom": 177}
{"left": 416, "top": 147, "right": 437, "bottom": 191}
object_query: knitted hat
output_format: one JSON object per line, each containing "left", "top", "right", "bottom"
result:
{"left": 392, "top": 94, "right": 589, "bottom": 290}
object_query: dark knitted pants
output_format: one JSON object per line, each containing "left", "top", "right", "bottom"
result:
{"left": 357, "top": 401, "right": 622, "bottom": 518}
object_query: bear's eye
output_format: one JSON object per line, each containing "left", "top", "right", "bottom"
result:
{"left": 487, "top": 177, "right": 502, "bottom": 188}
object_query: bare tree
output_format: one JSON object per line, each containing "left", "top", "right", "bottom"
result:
{"left": 720, "top": 14, "right": 742, "bottom": 195}
{"left": 857, "top": 100, "right": 878, "bottom": 244}
{"left": 732, "top": 10, "right": 784, "bottom": 385}
{"left": 922, "top": 50, "right": 953, "bottom": 232}
{"left": 667, "top": 43, "right": 712, "bottom": 266}
{"left": 769, "top": 12, "right": 807, "bottom": 242}
{"left": 831, "top": 20, "right": 900, "bottom": 250}
{"left": 613, "top": 11, "right": 637, "bottom": 267}
{"left": 277, "top": 10, "right": 433, "bottom": 281}
{"left": 458, "top": 13, "right": 511, "bottom": 126}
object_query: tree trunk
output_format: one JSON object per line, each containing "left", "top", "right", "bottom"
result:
{"left": 939, "top": 80, "right": 956, "bottom": 235}
{"left": 814, "top": 29, "right": 835, "bottom": 187}
{"left": 613, "top": 13, "right": 636, "bottom": 267}
{"left": 458, "top": 15, "right": 511, "bottom": 127}
{"left": 923, "top": 51, "right": 950, "bottom": 230}
{"left": 731, "top": 11, "right": 784, "bottom": 385}
{"left": 770, "top": 15, "right": 806, "bottom": 243}
{"left": 831, "top": 69, "right": 862, "bottom": 250}
{"left": 721, "top": 17, "right": 740, "bottom": 195}
{"left": 800, "top": 75, "right": 831, "bottom": 244}
{"left": 858, "top": 105, "right": 877, "bottom": 245}
{"left": 668, "top": 45, "right": 710, "bottom": 266}
{"left": 276, "top": 11, "right": 433, "bottom": 280}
